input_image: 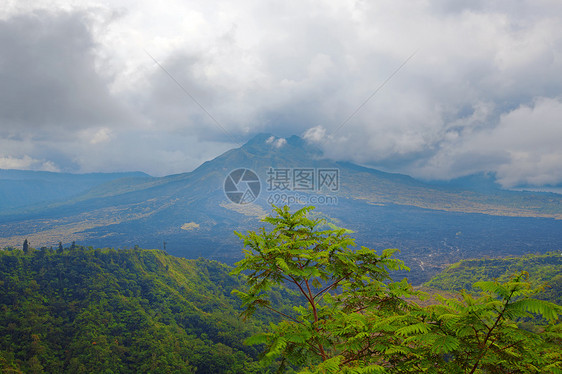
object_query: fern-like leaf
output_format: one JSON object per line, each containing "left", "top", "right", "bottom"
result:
{"left": 396, "top": 322, "right": 430, "bottom": 337}
{"left": 508, "top": 298, "right": 561, "bottom": 322}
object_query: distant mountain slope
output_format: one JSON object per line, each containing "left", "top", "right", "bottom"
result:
{"left": 0, "top": 169, "right": 152, "bottom": 212}
{"left": 426, "top": 172, "right": 503, "bottom": 193}
{"left": 0, "top": 246, "right": 283, "bottom": 373}
{"left": 424, "top": 252, "right": 562, "bottom": 305}
{"left": 339, "top": 161, "right": 562, "bottom": 218}
{"left": 1, "top": 134, "right": 562, "bottom": 284}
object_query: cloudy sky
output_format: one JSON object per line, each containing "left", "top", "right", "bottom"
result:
{"left": 1, "top": 0, "right": 561, "bottom": 188}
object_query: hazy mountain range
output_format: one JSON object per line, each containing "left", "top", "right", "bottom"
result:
{"left": 2, "top": 133, "right": 562, "bottom": 284}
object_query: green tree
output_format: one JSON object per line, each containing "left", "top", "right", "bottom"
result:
{"left": 232, "top": 206, "right": 417, "bottom": 372}
{"left": 23, "top": 239, "right": 29, "bottom": 254}
{"left": 232, "top": 205, "right": 562, "bottom": 373}
{"left": 417, "top": 274, "right": 562, "bottom": 373}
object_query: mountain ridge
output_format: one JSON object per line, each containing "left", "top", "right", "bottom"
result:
{"left": 2, "top": 134, "right": 562, "bottom": 284}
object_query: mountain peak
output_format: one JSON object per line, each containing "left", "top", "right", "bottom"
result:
{"left": 241, "top": 133, "right": 321, "bottom": 158}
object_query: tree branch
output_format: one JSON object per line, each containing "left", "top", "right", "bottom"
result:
{"left": 287, "top": 273, "right": 313, "bottom": 305}
{"left": 313, "top": 272, "right": 353, "bottom": 301}
{"left": 263, "top": 304, "right": 303, "bottom": 324}
{"left": 468, "top": 288, "right": 515, "bottom": 374}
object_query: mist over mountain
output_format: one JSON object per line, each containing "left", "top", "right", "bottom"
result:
{"left": 2, "top": 134, "right": 562, "bottom": 284}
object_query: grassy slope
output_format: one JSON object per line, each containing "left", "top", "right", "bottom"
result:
{"left": 423, "top": 251, "right": 562, "bottom": 305}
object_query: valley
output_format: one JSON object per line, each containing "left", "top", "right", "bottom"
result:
{"left": 2, "top": 134, "right": 562, "bottom": 285}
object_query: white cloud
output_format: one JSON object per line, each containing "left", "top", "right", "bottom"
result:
{"left": 0, "top": 0, "right": 561, "bottom": 185}
{"left": 90, "top": 128, "right": 113, "bottom": 144}
{"left": 492, "top": 97, "right": 562, "bottom": 187}
{"left": 265, "top": 136, "right": 287, "bottom": 149}
{"left": 414, "top": 97, "right": 562, "bottom": 187}
{"left": 0, "top": 155, "right": 60, "bottom": 171}
{"left": 0, "top": 155, "right": 35, "bottom": 169}
{"left": 274, "top": 138, "right": 287, "bottom": 149}
{"left": 303, "top": 126, "right": 326, "bottom": 143}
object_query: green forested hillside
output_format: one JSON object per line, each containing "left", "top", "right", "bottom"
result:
{"left": 2, "top": 244, "right": 561, "bottom": 373}
{"left": 425, "top": 252, "right": 562, "bottom": 304}
{"left": 0, "top": 246, "right": 279, "bottom": 373}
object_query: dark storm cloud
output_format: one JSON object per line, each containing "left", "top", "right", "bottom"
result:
{"left": 0, "top": 9, "right": 131, "bottom": 138}
{"left": 140, "top": 51, "right": 239, "bottom": 143}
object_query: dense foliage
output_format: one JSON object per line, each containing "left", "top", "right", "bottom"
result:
{"left": 425, "top": 252, "right": 562, "bottom": 305}
{"left": 233, "top": 206, "right": 562, "bottom": 373}
{"left": 0, "top": 245, "right": 267, "bottom": 373}
{"left": 2, "top": 207, "right": 561, "bottom": 373}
